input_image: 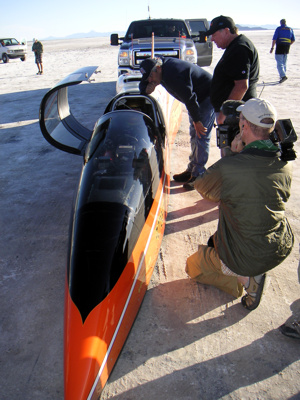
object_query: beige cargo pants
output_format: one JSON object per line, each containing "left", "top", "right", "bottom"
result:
{"left": 186, "top": 244, "right": 244, "bottom": 298}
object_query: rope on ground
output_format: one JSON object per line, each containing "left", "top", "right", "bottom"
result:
{"left": 257, "top": 80, "right": 280, "bottom": 97}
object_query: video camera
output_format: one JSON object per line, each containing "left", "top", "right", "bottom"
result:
{"left": 216, "top": 100, "right": 297, "bottom": 161}
{"left": 216, "top": 100, "right": 243, "bottom": 149}
{"left": 270, "top": 119, "right": 297, "bottom": 161}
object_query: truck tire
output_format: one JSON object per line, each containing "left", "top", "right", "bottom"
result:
{"left": 2, "top": 53, "right": 9, "bottom": 63}
{"left": 20, "top": 56, "right": 26, "bottom": 61}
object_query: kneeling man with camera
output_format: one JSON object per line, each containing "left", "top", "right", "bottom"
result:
{"left": 186, "top": 98, "right": 295, "bottom": 310}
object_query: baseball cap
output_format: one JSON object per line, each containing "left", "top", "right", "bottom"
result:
{"left": 140, "top": 58, "right": 157, "bottom": 81}
{"left": 139, "top": 58, "right": 158, "bottom": 93}
{"left": 237, "top": 98, "right": 277, "bottom": 128}
{"left": 206, "top": 16, "right": 236, "bottom": 36}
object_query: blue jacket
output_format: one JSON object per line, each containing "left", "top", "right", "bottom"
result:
{"left": 273, "top": 25, "right": 295, "bottom": 54}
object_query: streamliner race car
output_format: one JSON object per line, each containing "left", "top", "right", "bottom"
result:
{"left": 39, "top": 66, "right": 182, "bottom": 399}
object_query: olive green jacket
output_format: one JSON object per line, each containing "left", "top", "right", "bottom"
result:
{"left": 194, "top": 146, "right": 294, "bottom": 276}
{"left": 32, "top": 41, "right": 43, "bottom": 54}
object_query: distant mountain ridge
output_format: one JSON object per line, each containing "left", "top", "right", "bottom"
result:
{"left": 43, "top": 24, "right": 279, "bottom": 41}
{"left": 237, "top": 24, "right": 276, "bottom": 30}
{"left": 43, "top": 30, "right": 125, "bottom": 41}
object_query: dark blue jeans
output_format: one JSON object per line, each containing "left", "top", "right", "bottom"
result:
{"left": 187, "top": 97, "right": 215, "bottom": 176}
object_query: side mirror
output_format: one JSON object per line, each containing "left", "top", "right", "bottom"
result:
{"left": 191, "top": 31, "right": 208, "bottom": 43}
{"left": 110, "top": 33, "right": 119, "bottom": 46}
{"left": 199, "top": 31, "right": 208, "bottom": 43}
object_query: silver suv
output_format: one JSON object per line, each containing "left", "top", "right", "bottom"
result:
{"left": 0, "top": 38, "right": 27, "bottom": 63}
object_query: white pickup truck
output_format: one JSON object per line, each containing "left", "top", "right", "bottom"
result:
{"left": 0, "top": 38, "right": 27, "bottom": 63}
{"left": 111, "top": 18, "right": 213, "bottom": 76}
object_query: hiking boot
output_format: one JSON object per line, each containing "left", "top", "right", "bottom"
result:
{"left": 173, "top": 170, "right": 191, "bottom": 182}
{"left": 279, "top": 76, "right": 288, "bottom": 83}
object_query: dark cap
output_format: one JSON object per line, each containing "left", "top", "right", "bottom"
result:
{"left": 139, "top": 58, "right": 158, "bottom": 94}
{"left": 206, "top": 15, "right": 236, "bottom": 36}
{"left": 140, "top": 58, "right": 157, "bottom": 81}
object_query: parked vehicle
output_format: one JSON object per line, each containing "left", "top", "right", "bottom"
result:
{"left": 111, "top": 18, "right": 213, "bottom": 76}
{"left": 0, "top": 38, "right": 27, "bottom": 63}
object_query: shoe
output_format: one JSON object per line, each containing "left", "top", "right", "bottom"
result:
{"left": 207, "top": 235, "right": 214, "bottom": 248}
{"left": 183, "top": 176, "right": 196, "bottom": 190}
{"left": 279, "top": 76, "right": 288, "bottom": 83}
{"left": 279, "top": 321, "right": 300, "bottom": 339}
{"left": 241, "top": 273, "right": 266, "bottom": 311}
{"left": 173, "top": 170, "right": 191, "bottom": 182}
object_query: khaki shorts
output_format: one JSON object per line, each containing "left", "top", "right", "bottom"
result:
{"left": 186, "top": 244, "right": 244, "bottom": 298}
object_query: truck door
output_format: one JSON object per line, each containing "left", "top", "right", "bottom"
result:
{"left": 185, "top": 19, "right": 213, "bottom": 67}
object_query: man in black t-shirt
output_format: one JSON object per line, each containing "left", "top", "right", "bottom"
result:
{"left": 206, "top": 16, "right": 259, "bottom": 125}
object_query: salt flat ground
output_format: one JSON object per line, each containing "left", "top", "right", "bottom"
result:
{"left": 0, "top": 31, "right": 300, "bottom": 400}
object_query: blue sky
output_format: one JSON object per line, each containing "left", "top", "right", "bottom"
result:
{"left": 2, "top": 0, "right": 300, "bottom": 40}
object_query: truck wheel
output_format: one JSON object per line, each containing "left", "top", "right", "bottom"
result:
{"left": 2, "top": 54, "right": 9, "bottom": 63}
{"left": 20, "top": 56, "right": 26, "bottom": 61}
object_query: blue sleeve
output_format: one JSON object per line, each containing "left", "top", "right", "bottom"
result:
{"left": 164, "top": 72, "right": 203, "bottom": 122}
{"left": 291, "top": 29, "right": 295, "bottom": 41}
{"left": 273, "top": 27, "right": 280, "bottom": 40}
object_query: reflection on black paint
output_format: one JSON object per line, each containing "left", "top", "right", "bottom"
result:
{"left": 67, "top": 111, "right": 164, "bottom": 322}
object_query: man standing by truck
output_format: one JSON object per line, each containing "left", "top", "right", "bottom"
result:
{"left": 139, "top": 57, "right": 215, "bottom": 189}
{"left": 32, "top": 38, "right": 43, "bottom": 75}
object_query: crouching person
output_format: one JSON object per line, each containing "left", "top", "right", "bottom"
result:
{"left": 186, "top": 98, "right": 294, "bottom": 310}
